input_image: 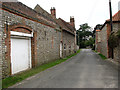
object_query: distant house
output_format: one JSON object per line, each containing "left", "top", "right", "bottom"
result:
{"left": 0, "top": 2, "right": 77, "bottom": 78}
{"left": 95, "top": 10, "right": 120, "bottom": 62}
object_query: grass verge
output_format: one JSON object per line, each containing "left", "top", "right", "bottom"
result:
{"left": 98, "top": 53, "right": 107, "bottom": 60}
{"left": 2, "top": 49, "right": 80, "bottom": 88}
{"left": 94, "top": 50, "right": 98, "bottom": 53}
{"left": 93, "top": 50, "right": 107, "bottom": 60}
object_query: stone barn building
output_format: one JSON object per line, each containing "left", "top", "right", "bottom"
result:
{"left": 95, "top": 10, "right": 120, "bottom": 62}
{"left": 56, "top": 17, "right": 76, "bottom": 58}
{"left": 0, "top": 2, "right": 77, "bottom": 78}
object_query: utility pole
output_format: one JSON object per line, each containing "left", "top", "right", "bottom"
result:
{"left": 109, "top": 0, "right": 113, "bottom": 31}
{"left": 109, "top": 0, "right": 114, "bottom": 59}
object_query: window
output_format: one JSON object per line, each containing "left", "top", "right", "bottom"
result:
{"left": 64, "top": 44, "right": 66, "bottom": 50}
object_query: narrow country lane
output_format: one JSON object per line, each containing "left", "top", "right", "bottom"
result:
{"left": 10, "top": 49, "right": 118, "bottom": 88}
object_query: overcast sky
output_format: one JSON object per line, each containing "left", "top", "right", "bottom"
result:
{"left": 18, "top": 0, "right": 120, "bottom": 30}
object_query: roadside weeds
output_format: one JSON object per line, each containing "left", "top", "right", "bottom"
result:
{"left": 98, "top": 53, "right": 107, "bottom": 60}
{"left": 93, "top": 50, "right": 107, "bottom": 60}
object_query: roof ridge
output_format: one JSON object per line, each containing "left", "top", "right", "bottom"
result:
{"left": 34, "top": 4, "right": 58, "bottom": 25}
{"left": 58, "top": 18, "right": 75, "bottom": 32}
{"left": 59, "top": 18, "right": 73, "bottom": 27}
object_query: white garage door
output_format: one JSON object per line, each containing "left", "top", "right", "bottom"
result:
{"left": 11, "top": 38, "right": 31, "bottom": 74}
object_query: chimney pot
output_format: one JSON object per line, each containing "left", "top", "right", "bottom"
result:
{"left": 50, "top": 7, "right": 56, "bottom": 18}
{"left": 70, "top": 16, "right": 75, "bottom": 27}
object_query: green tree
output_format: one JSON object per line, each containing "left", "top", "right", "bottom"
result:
{"left": 76, "top": 23, "right": 95, "bottom": 49}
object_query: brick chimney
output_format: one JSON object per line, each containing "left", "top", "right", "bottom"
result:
{"left": 50, "top": 7, "right": 56, "bottom": 18}
{"left": 70, "top": 16, "right": 75, "bottom": 27}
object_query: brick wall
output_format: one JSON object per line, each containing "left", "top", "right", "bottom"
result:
{"left": 106, "top": 23, "right": 111, "bottom": 58}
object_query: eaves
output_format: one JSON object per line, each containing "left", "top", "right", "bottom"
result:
{"left": 62, "top": 29, "right": 75, "bottom": 36}
{"left": 100, "top": 20, "right": 120, "bottom": 30}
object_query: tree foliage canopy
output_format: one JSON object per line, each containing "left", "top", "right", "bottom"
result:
{"left": 76, "top": 23, "right": 95, "bottom": 49}
{"left": 79, "top": 23, "right": 91, "bottom": 32}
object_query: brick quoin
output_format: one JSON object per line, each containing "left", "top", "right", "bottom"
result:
{"left": 31, "top": 31, "right": 37, "bottom": 68}
{"left": 106, "top": 23, "right": 111, "bottom": 58}
{"left": 5, "top": 24, "right": 11, "bottom": 76}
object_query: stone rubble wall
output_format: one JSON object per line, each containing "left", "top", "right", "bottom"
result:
{"left": 1, "top": 9, "right": 61, "bottom": 78}
{"left": 96, "top": 23, "right": 120, "bottom": 62}
{"left": 62, "top": 31, "right": 75, "bottom": 57}
{"left": 99, "top": 25, "right": 108, "bottom": 57}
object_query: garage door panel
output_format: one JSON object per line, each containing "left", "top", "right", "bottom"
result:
{"left": 11, "top": 38, "right": 31, "bottom": 74}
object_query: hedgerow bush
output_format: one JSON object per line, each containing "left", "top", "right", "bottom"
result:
{"left": 117, "top": 30, "right": 120, "bottom": 38}
{"left": 108, "top": 32, "right": 119, "bottom": 48}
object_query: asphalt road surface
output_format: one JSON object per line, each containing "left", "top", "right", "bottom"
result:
{"left": 10, "top": 49, "right": 118, "bottom": 88}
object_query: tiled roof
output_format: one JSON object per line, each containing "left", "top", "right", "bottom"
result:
{"left": 1, "top": 2, "right": 58, "bottom": 28}
{"left": 107, "top": 10, "right": 120, "bottom": 21}
{"left": 1, "top": 2, "right": 75, "bottom": 33}
{"left": 100, "top": 10, "right": 120, "bottom": 30}
{"left": 56, "top": 18, "right": 75, "bottom": 35}
{"left": 34, "top": 4, "right": 57, "bottom": 24}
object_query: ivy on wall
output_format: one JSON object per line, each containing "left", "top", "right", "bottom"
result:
{"left": 108, "top": 30, "right": 120, "bottom": 48}
{"left": 117, "top": 30, "right": 120, "bottom": 38}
